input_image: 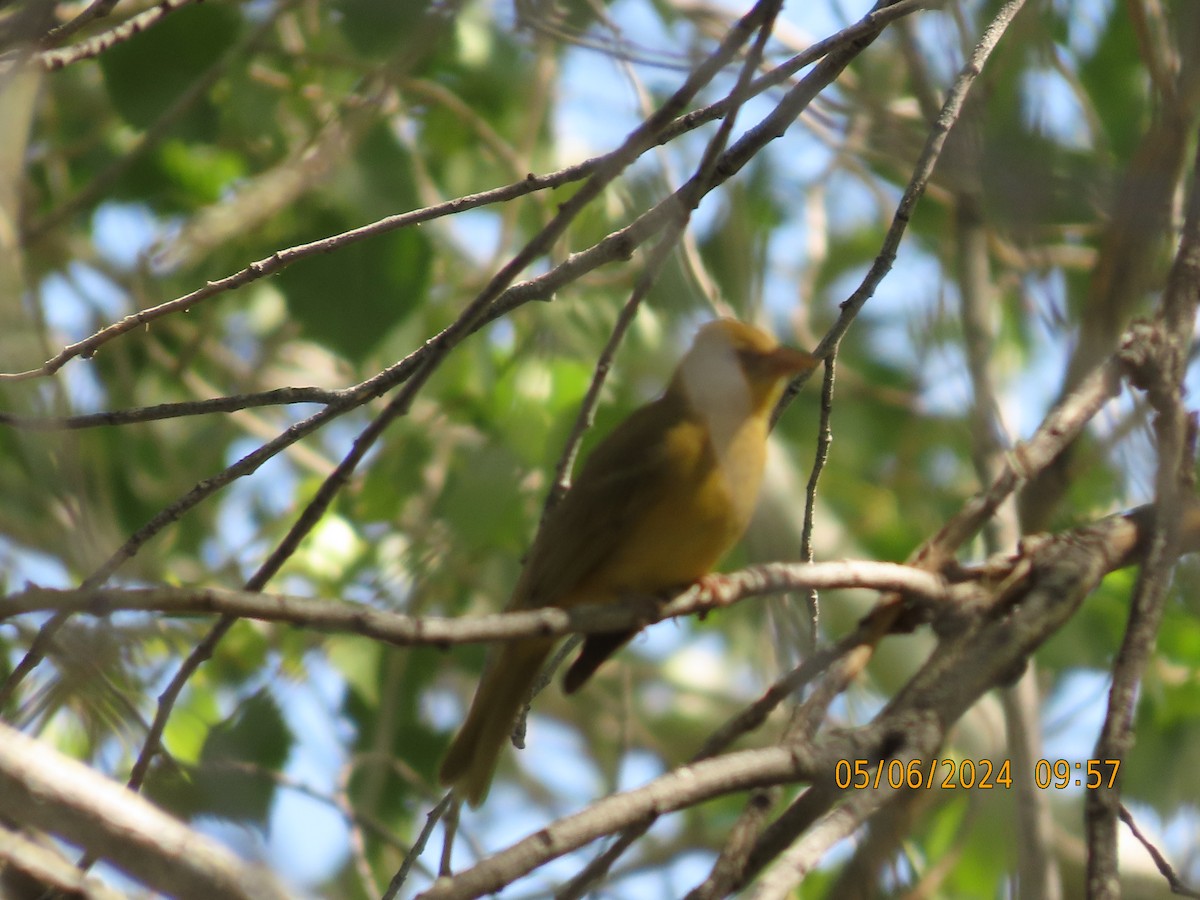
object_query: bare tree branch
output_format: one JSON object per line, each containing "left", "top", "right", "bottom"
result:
{"left": 41, "top": 0, "right": 207, "bottom": 68}
{"left": 416, "top": 739, "right": 840, "bottom": 900}
{"left": 0, "top": 722, "right": 292, "bottom": 900}
{"left": 0, "top": 386, "right": 342, "bottom": 429}
{"left": 0, "top": 560, "right": 953, "bottom": 642}
{"left": 0, "top": 825, "right": 127, "bottom": 900}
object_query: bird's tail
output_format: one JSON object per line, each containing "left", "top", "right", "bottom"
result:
{"left": 438, "top": 638, "right": 555, "bottom": 807}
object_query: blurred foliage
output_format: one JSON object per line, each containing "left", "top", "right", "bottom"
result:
{"left": 3, "top": 0, "right": 1197, "bottom": 896}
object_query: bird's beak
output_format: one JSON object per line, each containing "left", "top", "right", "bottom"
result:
{"left": 764, "top": 346, "right": 819, "bottom": 377}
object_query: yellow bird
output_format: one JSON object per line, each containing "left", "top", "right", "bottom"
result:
{"left": 438, "top": 318, "right": 818, "bottom": 806}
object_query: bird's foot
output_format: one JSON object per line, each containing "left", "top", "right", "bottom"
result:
{"left": 692, "top": 573, "right": 731, "bottom": 620}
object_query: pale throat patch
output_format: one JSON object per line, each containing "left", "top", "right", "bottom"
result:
{"left": 679, "top": 339, "right": 762, "bottom": 521}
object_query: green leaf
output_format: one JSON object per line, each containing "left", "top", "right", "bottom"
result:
{"left": 98, "top": 3, "right": 242, "bottom": 137}
{"left": 157, "top": 139, "right": 246, "bottom": 204}
{"left": 275, "top": 214, "right": 432, "bottom": 361}
{"left": 335, "top": 0, "right": 440, "bottom": 58}
{"left": 432, "top": 443, "right": 526, "bottom": 553}
{"left": 146, "top": 690, "right": 292, "bottom": 825}
{"left": 1077, "top": 7, "right": 1147, "bottom": 161}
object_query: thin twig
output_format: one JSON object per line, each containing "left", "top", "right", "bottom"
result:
{"left": 383, "top": 793, "right": 454, "bottom": 900}
{"left": 541, "top": 268, "right": 658, "bottom": 518}
{"left": 684, "top": 788, "right": 779, "bottom": 900}
{"left": 800, "top": 347, "right": 837, "bottom": 651}
{"left": 0, "top": 387, "right": 341, "bottom": 429}
{"left": 749, "top": 792, "right": 881, "bottom": 900}
{"left": 1118, "top": 805, "right": 1200, "bottom": 899}
{"left": 38, "top": 0, "right": 121, "bottom": 47}
{"left": 41, "top": 0, "right": 206, "bottom": 68}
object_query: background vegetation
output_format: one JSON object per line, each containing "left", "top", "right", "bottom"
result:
{"left": 1, "top": 0, "right": 1198, "bottom": 896}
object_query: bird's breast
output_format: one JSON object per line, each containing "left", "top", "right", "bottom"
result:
{"left": 589, "top": 415, "right": 768, "bottom": 594}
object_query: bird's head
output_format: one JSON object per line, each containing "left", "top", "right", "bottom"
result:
{"left": 672, "top": 319, "right": 818, "bottom": 419}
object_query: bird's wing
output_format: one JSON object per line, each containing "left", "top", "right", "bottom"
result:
{"left": 509, "top": 395, "right": 690, "bottom": 611}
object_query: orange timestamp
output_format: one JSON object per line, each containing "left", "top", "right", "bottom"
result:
{"left": 836, "top": 758, "right": 1012, "bottom": 790}
{"left": 834, "top": 758, "right": 1122, "bottom": 791}
{"left": 1033, "top": 758, "right": 1121, "bottom": 789}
